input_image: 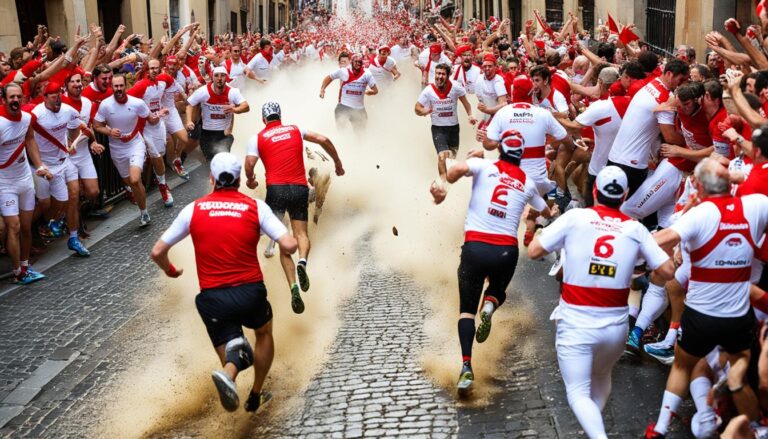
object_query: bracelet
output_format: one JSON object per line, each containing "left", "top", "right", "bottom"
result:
{"left": 165, "top": 263, "right": 178, "bottom": 277}
{"left": 36, "top": 165, "right": 47, "bottom": 172}
{"left": 735, "top": 136, "right": 744, "bottom": 144}
{"left": 64, "top": 54, "right": 73, "bottom": 64}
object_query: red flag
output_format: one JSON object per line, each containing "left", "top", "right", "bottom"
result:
{"left": 534, "top": 10, "right": 555, "bottom": 37}
{"left": 619, "top": 26, "right": 639, "bottom": 45}
{"left": 607, "top": 14, "right": 619, "bottom": 34}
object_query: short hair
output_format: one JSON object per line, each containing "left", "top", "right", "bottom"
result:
{"left": 741, "top": 72, "right": 759, "bottom": 92}
{"left": 664, "top": 58, "right": 690, "bottom": 76}
{"left": 93, "top": 64, "right": 112, "bottom": 76}
{"left": 703, "top": 79, "right": 722, "bottom": 100}
{"left": 2, "top": 82, "right": 22, "bottom": 100}
{"left": 498, "top": 43, "right": 510, "bottom": 52}
{"left": 596, "top": 192, "right": 622, "bottom": 208}
{"left": 529, "top": 65, "right": 551, "bottom": 82}
{"left": 434, "top": 62, "right": 452, "bottom": 76}
{"left": 259, "top": 38, "right": 272, "bottom": 49}
{"left": 338, "top": 51, "right": 350, "bottom": 62}
{"left": 753, "top": 123, "right": 768, "bottom": 158}
{"left": 694, "top": 158, "right": 729, "bottom": 195}
{"left": 596, "top": 42, "right": 616, "bottom": 62}
{"left": 506, "top": 56, "right": 520, "bottom": 66}
{"left": 620, "top": 61, "right": 646, "bottom": 80}
{"left": 755, "top": 70, "right": 768, "bottom": 95}
{"left": 637, "top": 51, "right": 659, "bottom": 74}
{"left": 676, "top": 81, "right": 704, "bottom": 101}
{"left": 691, "top": 64, "right": 711, "bottom": 80}
{"left": 111, "top": 74, "right": 127, "bottom": 85}
{"left": 744, "top": 92, "right": 762, "bottom": 110}
{"left": 546, "top": 52, "right": 561, "bottom": 67}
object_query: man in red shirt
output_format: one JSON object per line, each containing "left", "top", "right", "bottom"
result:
{"left": 151, "top": 152, "right": 297, "bottom": 413}
{"left": 244, "top": 102, "right": 345, "bottom": 314}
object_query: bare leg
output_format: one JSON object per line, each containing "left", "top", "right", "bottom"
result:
{"left": 251, "top": 321, "right": 274, "bottom": 394}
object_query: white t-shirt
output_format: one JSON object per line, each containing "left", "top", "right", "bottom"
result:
{"left": 670, "top": 194, "right": 768, "bottom": 317}
{"left": 452, "top": 64, "right": 481, "bottom": 95}
{"left": 186, "top": 84, "right": 246, "bottom": 131}
{"left": 391, "top": 44, "right": 414, "bottom": 60}
{"left": 94, "top": 95, "right": 151, "bottom": 149}
{"left": 226, "top": 59, "right": 248, "bottom": 90}
{"left": 0, "top": 110, "right": 33, "bottom": 183}
{"left": 475, "top": 73, "right": 508, "bottom": 116}
{"left": 418, "top": 53, "right": 452, "bottom": 84}
{"left": 62, "top": 95, "right": 94, "bottom": 152}
{"left": 417, "top": 81, "right": 466, "bottom": 126}
{"left": 576, "top": 97, "right": 628, "bottom": 176}
{"left": 329, "top": 68, "right": 376, "bottom": 109}
{"left": 463, "top": 158, "right": 546, "bottom": 245}
{"left": 539, "top": 206, "right": 670, "bottom": 328}
{"left": 160, "top": 198, "right": 287, "bottom": 246}
{"left": 533, "top": 88, "right": 569, "bottom": 114}
{"left": 30, "top": 103, "right": 82, "bottom": 166}
{"left": 368, "top": 56, "right": 397, "bottom": 84}
{"left": 608, "top": 78, "right": 675, "bottom": 169}
{"left": 246, "top": 53, "right": 272, "bottom": 79}
{"left": 486, "top": 103, "right": 567, "bottom": 181}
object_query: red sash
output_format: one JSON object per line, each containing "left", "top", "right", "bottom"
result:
{"left": 32, "top": 119, "right": 70, "bottom": 153}
{"left": 339, "top": 68, "right": 366, "bottom": 102}
{"left": 0, "top": 141, "right": 26, "bottom": 169}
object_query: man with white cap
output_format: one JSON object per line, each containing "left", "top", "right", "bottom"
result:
{"left": 319, "top": 53, "right": 378, "bottom": 130}
{"left": 151, "top": 152, "right": 297, "bottom": 413}
{"left": 528, "top": 166, "right": 675, "bottom": 439}
{"left": 431, "top": 129, "right": 552, "bottom": 396}
{"left": 245, "top": 102, "right": 345, "bottom": 314}
{"left": 186, "top": 66, "right": 249, "bottom": 161}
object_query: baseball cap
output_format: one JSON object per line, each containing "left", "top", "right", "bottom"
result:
{"left": 262, "top": 101, "right": 281, "bottom": 121}
{"left": 499, "top": 129, "right": 525, "bottom": 159}
{"left": 511, "top": 76, "right": 533, "bottom": 103}
{"left": 595, "top": 166, "right": 628, "bottom": 199}
{"left": 210, "top": 152, "right": 242, "bottom": 184}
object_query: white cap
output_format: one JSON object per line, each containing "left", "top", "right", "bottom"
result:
{"left": 210, "top": 152, "right": 241, "bottom": 184}
{"left": 595, "top": 166, "right": 628, "bottom": 199}
{"left": 212, "top": 66, "right": 228, "bottom": 76}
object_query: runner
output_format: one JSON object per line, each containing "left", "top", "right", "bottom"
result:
{"left": 224, "top": 44, "right": 248, "bottom": 90}
{"left": 93, "top": 74, "right": 153, "bottom": 227}
{"left": 162, "top": 55, "right": 192, "bottom": 180}
{"left": 244, "top": 102, "right": 345, "bottom": 314}
{"left": 451, "top": 45, "right": 481, "bottom": 95}
{"left": 368, "top": 46, "right": 401, "bottom": 87}
{"left": 417, "top": 43, "right": 451, "bottom": 87}
{"left": 431, "top": 130, "right": 552, "bottom": 396}
{"left": 186, "top": 66, "right": 249, "bottom": 161}
{"left": 245, "top": 39, "right": 273, "bottom": 83}
{"left": 151, "top": 152, "right": 297, "bottom": 412}
{"left": 528, "top": 166, "right": 675, "bottom": 439}
{"left": 0, "top": 83, "right": 51, "bottom": 284}
{"left": 475, "top": 54, "right": 508, "bottom": 140}
{"left": 319, "top": 53, "right": 378, "bottom": 130}
{"left": 415, "top": 62, "right": 476, "bottom": 201}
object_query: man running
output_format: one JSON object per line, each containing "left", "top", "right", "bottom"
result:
{"left": 245, "top": 39, "right": 273, "bottom": 83}
{"left": 151, "top": 152, "right": 297, "bottom": 413}
{"left": 0, "top": 83, "right": 51, "bottom": 284}
{"left": 319, "top": 53, "right": 378, "bottom": 130}
{"left": 186, "top": 66, "right": 249, "bottom": 161}
{"left": 93, "top": 74, "right": 153, "bottom": 227}
{"left": 528, "top": 166, "right": 674, "bottom": 439}
{"left": 475, "top": 54, "right": 508, "bottom": 139}
{"left": 368, "top": 46, "right": 401, "bottom": 87}
{"left": 415, "top": 62, "right": 476, "bottom": 201}
{"left": 452, "top": 45, "right": 481, "bottom": 95}
{"left": 432, "top": 131, "right": 551, "bottom": 396}
{"left": 244, "top": 102, "right": 345, "bottom": 314}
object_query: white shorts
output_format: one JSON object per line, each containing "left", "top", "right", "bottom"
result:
{"left": 111, "top": 140, "right": 146, "bottom": 179}
{"left": 69, "top": 148, "right": 98, "bottom": 180}
{"left": 621, "top": 159, "right": 684, "bottom": 227}
{"left": 0, "top": 176, "right": 35, "bottom": 216}
{"left": 35, "top": 160, "right": 78, "bottom": 202}
{"left": 164, "top": 110, "right": 184, "bottom": 135}
{"left": 144, "top": 122, "right": 167, "bottom": 157}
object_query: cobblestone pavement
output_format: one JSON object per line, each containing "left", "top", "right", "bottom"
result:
{"left": 0, "top": 161, "right": 692, "bottom": 438}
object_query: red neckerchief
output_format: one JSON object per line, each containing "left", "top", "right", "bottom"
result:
{"left": 261, "top": 48, "right": 273, "bottom": 64}
{"left": 430, "top": 81, "right": 453, "bottom": 100}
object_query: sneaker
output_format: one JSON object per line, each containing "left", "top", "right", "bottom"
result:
{"left": 644, "top": 342, "right": 675, "bottom": 366}
{"left": 173, "top": 159, "right": 190, "bottom": 180}
{"left": 624, "top": 327, "right": 641, "bottom": 357}
{"left": 67, "top": 237, "right": 91, "bottom": 257}
{"left": 211, "top": 370, "right": 239, "bottom": 412}
{"left": 644, "top": 423, "right": 665, "bottom": 438}
{"left": 264, "top": 240, "right": 276, "bottom": 258}
{"left": 290, "top": 284, "right": 305, "bottom": 314}
{"left": 158, "top": 183, "right": 174, "bottom": 207}
{"left": 48, "top": 220, "right": 64, "bottom": 238}
{"left": 25, "top": 266, "right": 45, "bottom": 282}
{"left": 13, "top": 270, "right": 45, "bottom": 285}
{"left": 297, "top": 262, "right": 310, "bottom": 292}
{"left": 475, "top": 310, "right": 492, "bottom": 343}
{"left": 457, "top": 362, "right": 474, "bottom": 397}
{"left": 244, "top": 391, "right": 273, "bottom": 412}
{"left": 553, "top": 191, "right": 572, "bottom": 213}
{"left": 139, "top": 212, "right": 151, "bottom": 227}
{"left": 548, "top": 249, "right": 565, "bottom": 276}
{"left": 38, "top": 224, "right": 55, "bottom": 239}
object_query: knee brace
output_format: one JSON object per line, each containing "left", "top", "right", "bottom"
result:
{"left": 224, "top": 336, "right": 254, "bottom": 372}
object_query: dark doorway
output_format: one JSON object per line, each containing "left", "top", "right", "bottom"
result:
{"left": 208, "top": 0, "right": 215, "bottom": 43}
{"left": 579, "top": 0, "right": 594, "bottom": 34}
{"left": 146, "top": 0, "right": 153, "bottom": 38}
{"left": 240, "top": 10, "right": 247, "bottom": 34}
{"left": 15, "top": 0, "right": 47, "bottom": 46}
{"left": 545, "top": 0, "right": 563, "bottom": 31}
{"left": 269, "top": 0, "right": 276, "bottom": 32}
{"left": 98, "top": 0, "right": 123, "bottom": 41}
{"left": 231, "top": 11, "right": 237, "bottom": 33}
{"left": 169, "top": 0, "right": 180, "bottom": 34}
{"left": 508, "top": 0, "right": 521, "bottom": 38}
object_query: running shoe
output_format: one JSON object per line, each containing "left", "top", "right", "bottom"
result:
{"left": 67, "top": 237, "right": 91, "bottom": 257}
{"left": 290, "top": 284, "right": 304, "bottom": 314}
{"left": 244, "top": 390, "right": 273, "bottom": 413}
{"left": 173, "top": 158, "right": 190, "bottom": 180}
{"left": 456, "top": 362, "right": 474, "bottom": 397}
{"left": 548, "top": 249, "right": 565, "bottom": 276}
{"left": 624, "top": 327, "right": 641, "bottom": 357}
{"left": 644, "top": 342, "right": 675, "bottom": 366}
{"left": 158, "top": 183, "right": 174, "bottom": 207}
{"left": 264, "top": 240, "right": 276, "bottom": 258}
{"left": 644, "top": 423, "right": 665, "bottom": 438}
{"left": 475, "top": 310, "right": 492, "bottom": 343}
{"left": 38, "top": 224, "right": 55, "bottom": 239}
{"left": 14, "top": 270, "right": 45, "bottom": 285}
{"left": 211, "top": 370, "right": 239, "bottom": 412}
{"left": 297, "top": 262, "right": 310, "bottom": 292}
{"left": 25, "top": 266, "right": 45, "bottom": 282}
{"left": 48, "top": 219, "right": 64, "bottom": 238}
{"left": 139, "top": 212, "right": 151, "bottom": 227}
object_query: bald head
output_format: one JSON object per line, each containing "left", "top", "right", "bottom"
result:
{"left": 573, "top": 55, "right": 589, "bottom": 75}
{"left": 694, "top": 157, "right": 730, "bottom": 196}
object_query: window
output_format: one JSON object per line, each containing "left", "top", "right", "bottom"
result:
{"left": 645, "top": 0, "right": 676, "bottom": 56}
{"left": 545, "top": 0, "right": 564, "bottom": 31}
{"left": 578, "top": 0, "right": 593, "bottom": 34}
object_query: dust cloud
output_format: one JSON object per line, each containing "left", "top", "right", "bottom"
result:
{"left": 95, "top": 57, "right": 536, "bottom": 437}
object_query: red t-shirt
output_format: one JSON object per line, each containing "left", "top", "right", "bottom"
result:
{"left": 248, "top": 120, "right": 308, "bottom": 186}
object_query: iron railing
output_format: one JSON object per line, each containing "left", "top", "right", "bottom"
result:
{"left": 645, "top": 0, "right": 676, "bottom": 57}
{"left": 545, "top": 0, "right": 564, "bottom": 32}
{"left": 93, "top": 134, "right": 155, "bottom": 208}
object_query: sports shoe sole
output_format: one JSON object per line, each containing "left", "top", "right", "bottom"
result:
{"left": 297, "top": 264, "right": 310, "bottom": 292}
{"left": 212, "top": 370, "right": 239, "bottom": 412}
{"left": 457, "top": 371, "right": 474, "bottom": 398}
{"left": 291, "top": 288, "right": 305, "bottom": 314}
{"left": 475, "top": 311, "right": 492, "bottom": 343}
{"left": 245, "top": 390, "right": 273, "bottom": 412}
{"left": 644, "top": 347, "right": 675, "bottom": 366}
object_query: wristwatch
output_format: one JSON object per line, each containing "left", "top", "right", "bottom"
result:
{"left": 735, "top": 136, "right": 745, "bottom": 144}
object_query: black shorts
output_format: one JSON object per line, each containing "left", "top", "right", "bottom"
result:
{"left": 200, "top": 129, "right": 234, "bottom": 162}
{"left": 431, "top": 125, "right": 460, "bottom": 155}
{"left": 334, "top": 104, "right": 368, "bottom": 128}
{"left": 266, "top": 184, "right": 309, "bottom": 222}
{"left": 195, "top": 282, "right": 272, "bottom": 347}
{"left": 678, "top": 306, "right": 756, "bottom": 358}
{"left": 458, "top": 241, "right": 519, "bottom": 314}
{"left": 188, "top": 119, "right": 202, "bottom": 140}
{"left": 606, "top": 160, "right": 648, "bottom": 199}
